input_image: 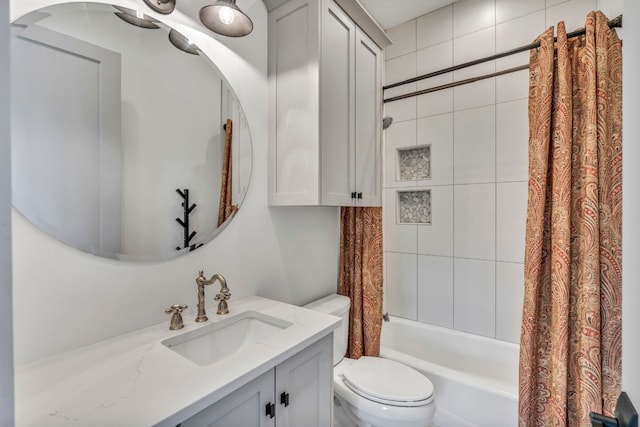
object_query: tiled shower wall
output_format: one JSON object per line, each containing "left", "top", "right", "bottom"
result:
{"left": 382, "top": 0, "right": 623, "bottom": 343}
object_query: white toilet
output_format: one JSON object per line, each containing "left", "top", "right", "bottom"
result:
{"left": 305, "top": 294, "right": 436, "bottom": 427}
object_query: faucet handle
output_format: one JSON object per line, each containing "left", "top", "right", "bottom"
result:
{"left": 165, "top": 304, "right": 188, "bottom": 313}
{"left": 215, "top": 290, "right": 231, "bottom": 315}
{"left": 165, "top": 304, "right": 188, "bottom": 330}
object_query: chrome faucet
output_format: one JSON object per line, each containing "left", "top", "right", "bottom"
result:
{"left": 195, "top": 271, "right": 231, "bottom": 322}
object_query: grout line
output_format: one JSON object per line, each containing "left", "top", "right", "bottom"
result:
{"left": 413, "top": 18, "right": 420, "bottom": 323}
{"left": 493, "top": 3, "right": 499, "bottom": 339}
{"left": 451, "top": 85, "right": 456, "bottom": 331}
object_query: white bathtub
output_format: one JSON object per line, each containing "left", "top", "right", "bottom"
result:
{"left": 380, "top": 316, "right": 519, "bottom": 427}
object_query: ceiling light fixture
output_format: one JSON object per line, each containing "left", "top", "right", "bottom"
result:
{"left": 169, "top": 29, "right": 200, "bottom": 55}
{"left": 113, "top": 6, "right": 160, "bottom": 29}
{"left": 199, "top": 0, "right": 253, "bottom": 37}
{"left": 142, "top": 0, "right": 176, "bottom": 15}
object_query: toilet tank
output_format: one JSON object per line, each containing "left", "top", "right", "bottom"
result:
{"left": 304, "top": 294, "right": 350, "bottom": 366}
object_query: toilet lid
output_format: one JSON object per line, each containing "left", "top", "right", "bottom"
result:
{"left": 341, "top": 357, "right": 434, "bottom": 407}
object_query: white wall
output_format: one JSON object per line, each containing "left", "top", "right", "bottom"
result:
{"left": 622, "top": 0, "right": 640, "bottom": 406}
{"left": 11, "top": 0, "right": 340, "bottom": 365}
{"left": 382, "top": 0, "right": 623, "bottom": 344}
{"left": 0, "top": 0, "right": 14, "bottom": 422}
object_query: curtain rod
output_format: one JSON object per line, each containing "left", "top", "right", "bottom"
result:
{"left": 383, "top": 14, "right": 622, "bottom": 103}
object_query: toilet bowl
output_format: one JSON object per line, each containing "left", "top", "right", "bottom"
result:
{"left": 305, "top": 294, "right": 436, "bottom": 427}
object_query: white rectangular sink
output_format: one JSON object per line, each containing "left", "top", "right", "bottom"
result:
{"left": 161, "top": 311, "right": 293, "bottom": 366}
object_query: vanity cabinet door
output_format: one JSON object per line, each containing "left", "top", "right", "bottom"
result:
{"left": 275, "top": 334, "right": 333, "bottom": 427}
{"left": 179, "top": 370, "right": 276, "bottom": 427}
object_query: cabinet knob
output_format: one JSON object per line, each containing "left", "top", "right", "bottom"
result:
{"left": 266, "top": 402, "right": 275, "bottom": 419}
{"left": 280, "top": 391, "right": 290, "bottom": 407}
{"left": 357, "top": 192, "right": 363, "bottom": 199}
{"left": 351, "top": 192, "right": 357, "bottom": 199}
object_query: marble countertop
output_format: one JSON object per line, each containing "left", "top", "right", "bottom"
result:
{"left": 15, "top": 296, "right": 340, "bottom": 426}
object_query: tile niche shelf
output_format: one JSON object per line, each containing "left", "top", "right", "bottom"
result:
{"left": 397, "top": 145, "right": 430, "bottom": 181}
{"left": 397, "top": 190, "right": 432, "bottom": 225}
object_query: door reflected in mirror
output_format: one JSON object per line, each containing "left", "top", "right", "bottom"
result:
{"left": 11, "top": 2, "right": 252, "bottom": 261}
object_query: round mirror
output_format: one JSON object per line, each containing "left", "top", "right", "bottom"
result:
{"left": 10, "top": 2, "right": 252, "bottom": 261}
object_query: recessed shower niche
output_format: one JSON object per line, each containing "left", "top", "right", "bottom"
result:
{"left": 397, "top": 190, "right": 432, "bottom": 225}
{"left": 397, "top": 145, "right": 431, "bottom": 181}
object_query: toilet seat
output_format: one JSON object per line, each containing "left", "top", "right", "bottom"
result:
{"left": 340, "top": 357, "right": 434, "bottom": 407}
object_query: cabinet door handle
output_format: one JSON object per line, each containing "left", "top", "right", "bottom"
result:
{"left": 266, "top": 402, "right": 275, "bottom": 418}
{"left": 280, "top": 391, "right": 290, "bottom": 407}
{"left": 351, "top": 192, "right": 356, "bottom": 199}
{"left": 357, "top": 192, "right": 363, "bottom": 199}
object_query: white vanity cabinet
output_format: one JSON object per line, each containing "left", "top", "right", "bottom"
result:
{"left": 180, "top": 369, "right": 275, "bottom": 427}
{"left": 179, "top": 334, "right": 333, "bottom": 427}
{"left": 268, "top": 0, "right": 382, "bottom": 207}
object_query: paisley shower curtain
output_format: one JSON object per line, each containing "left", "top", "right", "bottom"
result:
{"left": 338, "top": 207, "right": 383, "bottom": 359}
{"left": 217, "top": 119, "right": 237, "bottom": 227}
{"left": 519, "top": 11, "right": 622, "bottom": 426}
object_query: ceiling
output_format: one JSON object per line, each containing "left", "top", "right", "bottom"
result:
{"left": 359, "top": 0, "right": 457, "bottom": 30}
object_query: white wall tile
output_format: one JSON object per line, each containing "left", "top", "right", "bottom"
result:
{"left": 496, "top": 182, "right": 528, "bottom": 263}
{"left": 454, "top": 258, "right": 496, "bottom": 337}
{"left": 454, "top": 183, "right": 496, "bottom": 260}
{"left": 413, "top": 40, "right": 454, "bottom": 118}
{"left": 384, "top": 120, "right": 417, "bottom": 188}
{"left": 496, "top": 51, "right": 530, "bottom": 72}
{"left": 496, "top": 99, "right": 529, "bottom": 182}
{"left": 384, "top": 52, "right": 417, "bottom": 102}
{"left": 453, "top": 0, "right": 496, "bottom": 38}
{"left": 384, "top": 97, "right": 416, "bottom": 123}
{"left": 597, "top": 0, "right": 623, "bottom": 20}
{"left": 546, "top": 0, "right": 568, "bottom": 6}
{"left": 418, "top": 255, "right": 454, "bottom": 327}
{"left": 385, "top": 53, "right": 417, "bottom": 86}
{"left": 386, "top": 252, "right": 418, "bottom": 320}
{"left": 417, "top": 41, "right": 453, "bottom": 75}
{"left": 496, "top": 67, "right": 529, "bottom": 102}
{"left": 496, "top": 0, "right": 545, "bottom": 24}
{"left": 417, "top": 113, "right": 453, "bottom": 186}
{"left": 384, "top": 189, "right": 417, "bottom": 253}
{"left": 453, "top": 27, "right": 495, "bottom": 66}
{"left": 418, "top": 185, "right": 454, "bottom": 256}
{"left": 416, "top": 79, "right": 453, "bottom": 118}
{"left": 385, "top": 19, "right": 417, "bottom": 61}
{"left": 496, "top": 10, "right": 546, "bottom": 52}
{"left": 454, "top": 106, "right": 496, "bottom": 184}
{"left": 453, "top": 27, "right": 496, "bottom": 110}
{"left": 417, "top": 4, "right": 453, "bottom": 50}
{"left": 453, "top": 74, "right": 496, "bottom": 111}
{"left": 546, "top": 0, "right": 597, "bottom": 32}
{"left": 384, "top": 81, "right": 417, "bottom": 101}
{"left": 496, "top": 262, "right": 525, "bottom": 343}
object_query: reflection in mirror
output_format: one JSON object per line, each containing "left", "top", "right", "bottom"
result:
{"left": 11, "top": 3, "right": 252, "bottom": 261}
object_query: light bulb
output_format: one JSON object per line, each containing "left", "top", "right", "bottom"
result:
{"left": 218, "top": 6, "right": 235, "bottom": 25}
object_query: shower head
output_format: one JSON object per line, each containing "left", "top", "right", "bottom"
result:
{"left": 382, "top": 116, "right": 393, "bottom": 130}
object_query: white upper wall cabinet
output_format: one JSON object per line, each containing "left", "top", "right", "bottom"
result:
{"left": 268, "top": 0, "right": 382, "bottom": 206}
